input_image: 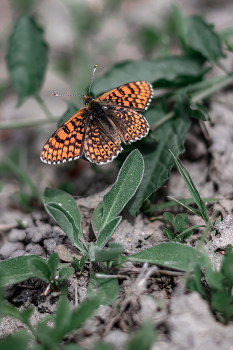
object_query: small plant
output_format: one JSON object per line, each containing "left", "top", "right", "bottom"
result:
{"left": 187, "top": 245, "right": 233, "bottom": 324}
{"left": 163, "top": 212, "right": 197, "bottom": 243}
{"left": 0, "top": 290, "right": 100, "bottom": 350}
{"left": 30, "top": 252, "right": 74, "bottom": 291}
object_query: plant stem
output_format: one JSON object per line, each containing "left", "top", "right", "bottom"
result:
{"left": 0, "top": 116, "right": 59, "bottom": 130}
{"left": 35, "top": 94, "right": 54, "bottom": 120}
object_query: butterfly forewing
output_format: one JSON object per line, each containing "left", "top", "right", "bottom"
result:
{"left": 97, "top": 81, "right": 153, "bottom": 111}
{"left": 40, "top": 108, "right": 87, "bottom": 164}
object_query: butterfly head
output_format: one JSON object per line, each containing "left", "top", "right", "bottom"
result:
{"left": 83, "top": 94, "right": 93, "bottom": 106}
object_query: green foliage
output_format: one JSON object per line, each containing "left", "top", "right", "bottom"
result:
{"left": 163, "top": 212, "right": 204, "bottom": 243}
{"left": 6, "top": 15, "right": 48, "bottom": 106}
{"left": 0, "top": 253, "right": 74, "bottom": 290}
{"left": 187, "top": 245, "right": 233, "bottom": 324}
{"left": 128, "top": 242, "right": 207, "bottom": 271}
{"left": 0, "top": 294, "right": 100, "bottom": 350}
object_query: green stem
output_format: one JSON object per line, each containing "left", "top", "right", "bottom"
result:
{"left": 0, "top": 116, "right": 59, "bottom": 130}
{"left": 35, "top": 94, "right": 54, "bottom": 120}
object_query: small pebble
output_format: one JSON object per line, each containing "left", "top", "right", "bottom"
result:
{"left": 25, "top": 243, "right": 45, "bottom": 256}
{"left": 0, "top": 242, "right": 25, "bottom": 259}
{"left": 43, "top": 239, "right": 57, "bottom": 254}
{"left": 8, "top": 229, "right": 26, "bottom": 242}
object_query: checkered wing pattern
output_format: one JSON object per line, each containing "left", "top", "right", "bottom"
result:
{"left": 40, "top": 108, "right": 87, "bottom": 164}
{"left": 97, "top": 81, "right": 153, "bottom": 111}
{"left": 84, "top": 117, "right": 123, "bottom": 164}
{"left": 106, "top": 106, "right": 150, "bottom": 144}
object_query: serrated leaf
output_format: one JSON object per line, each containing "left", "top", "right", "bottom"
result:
{"left": 126, "top": 103, "right": 190, "bottom": 215}
{"left": 0, "top": 255, "right": 46, "bottom": 287}
{"left": 100, "top": 150, "right": 144, "bottom": 229}
{"left": 128, "top": 242, "right": 207, "bottom": 271}
{"left": 96, "top": 216, "right": 122, "bottom": 249}
{"left": 190, "top": 103, "right": 210, "bottom": 121}
{"left": 57, "top": 101, "right": 79, "bottom": 128}
{"left": 92, "top": 56, "right": 206, "bottom": 96}
{"left": 6, "top": 15, "right": 48, "bottom": 106}
{"left": 186, "top": 16, "right": 225, "bottom": 64}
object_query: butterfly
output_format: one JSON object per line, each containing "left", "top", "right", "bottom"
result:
{"left": 40, "top": 73, "right": 153, "bottom": 165}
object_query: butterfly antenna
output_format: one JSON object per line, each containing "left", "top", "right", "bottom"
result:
{"left": 89, "top": 65, "right": 97, "bottom": 96}
{"left": 52, "top": 93, "right": 83, "bottom": 97}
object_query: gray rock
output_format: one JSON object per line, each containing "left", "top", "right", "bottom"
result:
{"left": 43, "top": 239, "right": 57, "bottom": 254}
{"left": 10, "top": 250, "right": 25, "bottom": 258}
{"left": 213, "top": 215, "right": 233, "bottom": 250}
{"left": 25, "top": 224, "right": 51, "bottom": 243}
{"left": 7, "top": 229, "right": 26, "bottom": 242}
{"left": 0, "top": 242, "right": 24, "bottom": 259}
{"left": 25, "top": 243, "right": 45, "bottom": 256}
{"left": 103, "top": 330, "right": 128, "bottom": 350}
{"left": 167, "top": 291, "right": 233, "bottom": 350}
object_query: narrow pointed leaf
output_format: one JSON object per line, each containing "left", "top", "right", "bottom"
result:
{"left": 92, "top": 201, "right": 104, "bottom": 234}
{"left": 101, "top": 150, "right": 144, "bottom": 229}
{"left": 96, "top": 216, "right": 122, "bottom": 249}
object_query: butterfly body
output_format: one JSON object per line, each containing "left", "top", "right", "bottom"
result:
{"left": 41, "top": 81, "right": 153, "bottom": 165}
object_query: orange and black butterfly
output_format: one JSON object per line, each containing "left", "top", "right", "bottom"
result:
{"left": 40, "top": 67, "right": 153, "bottom": 165}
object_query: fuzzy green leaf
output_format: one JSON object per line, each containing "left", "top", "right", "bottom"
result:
{"left": 96, "top": 216, "right": 122, "bottom": 249}
{"left": 100, "top": 150, "right": 144, "bottom": 229}
{"left": 128, "top": 242, "right": 207, "bottom": 271}
{"left": 88, "top": 273, "right": 118, "bottom": 305}
{"left": 0, "top": 255, "right": 46, "bottom": 287}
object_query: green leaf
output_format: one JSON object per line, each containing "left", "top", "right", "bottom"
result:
{"left": 96, "top": 216, "right": 122, "bottom": 249}
{"left": 126, "top": 102, "right": 190, "bottom": 215}
{"left": 163, "top": 228, "right": 178, "bottom": 242}
{"left": 30, "top": 257, "right": 52, "bottom": 283}
{"left": 100, "top": 150, "right": 144, "bottom": 229}
{"left": 48, "top": 252, "right": 60, "bottom": 276}
{"left": 127, "top": 321, "right": 155, "bottom": 350}
{"left": 92, "top": 201, "right": 104, "bottom": 234}
{"left": 35, "top": 322, "right": 56, "bottom": 349}
{"left": 128, "top": 242, "right": 207, "bottom": 271}
{"left": 0, "top": 330, "right": 31, "bottom": 350}
{"left": 6, "top": 15, "right": 48, "bottom": 106}
{"left": 57, "top": 101, "right": 79, "bottom": 128}
{"left": 175, "top": 213, "right": 188, "bottom": 233}
{"left": 187, "top": 264, "right": 207, "bottom": 298}
{"left": 44, "top": 188, "right": 85, "bottom": 253}
{"left": 186, "top": 16, "right": 225, "bottom": 64}
{"left": 0, "top": 255, "right": 46, "bottom": 287}
{"left": 58, "top": 267, "right": 74, "bottom": 281}
{"left": 92, "top": 56, "right": 206, "bottom": 96}
{"left": 68, "top": 297, "right": 100, "bottom": 331}
{"left": 88, "top": 272, "right": 118, "bottom": 305}
{"left": 53, "top": 296, "right": 72, "bottom": 343}
{"left": 93, "top": 243, "right": 124, "bottom": 262}
{"left": 163, "top": 212, "right": 174, "bottom": 227}
{"left": 189, "top": 103, "right": 210, "bottom": 121}
{"left": 93, "top": 343, "right": 116, "bottom": 350}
